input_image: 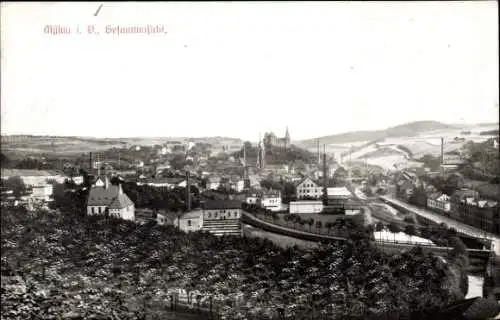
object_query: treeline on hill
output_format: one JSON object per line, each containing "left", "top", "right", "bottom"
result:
{"left": 3, "top": 207, "right": 492, "bottom": 320}
{"left": 233, "top": 142, "right": 316, "bottom": 165}
{"left": 0, "top": 153, "right": 60, "bottom": 171}
{"left": 479, "top": 129, "right": 499, "bottom": 136}
{"left": 417, "top": 139, "right": 499, "bottom": 180}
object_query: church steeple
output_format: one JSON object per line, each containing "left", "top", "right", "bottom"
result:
{"left": 284, "top": 126, "right": 290, "bottom": 150}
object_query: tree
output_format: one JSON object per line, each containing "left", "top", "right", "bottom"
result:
{"left": 404, "top": 224, "right": 417, "bottom": 243}
{"left": 375, "top": 222, "right": 385, "bottom": 242}
{"left": 3, "top": 176, "right": 26, "bottom": 197}
{"left": 170, "top": 154, "right": 186, "bottom": 171}
{"left": 388, "top": 222, "right": 401, "bottom": 243}
{"left": 307, "top": 218, "right": 314, "bottom": 232}
{"left": 0, "top": 153, "right": 11, "bottom": 167}
{"left": 315, "top": 220, "right": 322, "bottom": 233}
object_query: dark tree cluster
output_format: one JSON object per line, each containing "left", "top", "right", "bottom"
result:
{"left": 0, "top": 208, "right": 470, "bottom": 320}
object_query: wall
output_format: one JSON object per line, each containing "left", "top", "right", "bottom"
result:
{"left": 260, "top": 197, "right": 281, "bottom": 209}
{"left": 87, "top": 205, "right": 107, "bottom": 215}
{"left": 289, "top": 201, "right": 323, "bottom": 214}
{"left": 179, "top": 217, "right": 202, "bottom": 232}
{"left": 203, "top": 208, "right": 242, "bottom": 220}
{"left": 32, "top": 185, "right": 53, "bottom": 201}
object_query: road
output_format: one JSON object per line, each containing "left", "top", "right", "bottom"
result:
{"left": 379, "top": 195, "right": 500, "bottom": 256}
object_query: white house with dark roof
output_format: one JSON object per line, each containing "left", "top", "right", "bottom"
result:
{"left": 296, "top": 177, "right": 322, "bottom": 199}
{"left": 86, "top": 177, "right": 135, "bottom": 221}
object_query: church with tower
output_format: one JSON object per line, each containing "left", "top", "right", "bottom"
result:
{"left": 263, "top": 127, "right": 291, "bottom": 149}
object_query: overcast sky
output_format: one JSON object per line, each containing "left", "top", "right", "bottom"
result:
{"left": 1, "top": 2, "right": 498, "bottom": 141}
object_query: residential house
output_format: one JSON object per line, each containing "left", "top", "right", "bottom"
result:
{"left": 296, "top": 177, "right": 322, "bottom": 199}
{"left": 259, "top": 189, "right": 282, "bottom": 212}
{"left": 86, "top": 177, "right": 135, "bottom": 221}
{"left": 427, "top": 192, "right": 451, "bottom": 213}
{"left": 245, "top": 193, "right": 260, "bottom": 206}
{"left": 207, "top": 177, "right": 221, "bottom": 190}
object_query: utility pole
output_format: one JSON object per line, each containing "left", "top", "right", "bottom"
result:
{"left": 97, "top": 153, "right": 100, "bottom": 177}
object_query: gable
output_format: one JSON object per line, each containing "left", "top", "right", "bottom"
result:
{"left": 297, "top": 178, "right": 317, "bottom": 188}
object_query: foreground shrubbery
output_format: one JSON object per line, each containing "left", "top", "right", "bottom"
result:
{"left": 1, "top": 208, "right": 464, "bottom": 319}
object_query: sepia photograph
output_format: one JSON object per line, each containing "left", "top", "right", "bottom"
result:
{"left": 1, "top": 2, "right": 499, "bottom": 319}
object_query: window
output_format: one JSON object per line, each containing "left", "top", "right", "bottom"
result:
{"left": 208, "top": 212, "right": 211, "bottom": 218}
{"left": 188, "top": 220, "right": 192, "bottom": 226}
{"left": 91, "top": 207, "right": 95, "bottom": 214}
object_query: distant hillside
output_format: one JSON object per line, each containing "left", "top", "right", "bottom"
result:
{"left": 0, "top": 135, "right": 243, "bottom": 157}
{"left": 297, "top": 121, "right": 456, "bottom": 148}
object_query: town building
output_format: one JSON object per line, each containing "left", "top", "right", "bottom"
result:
{"left": 206, "top": 177, "right": 221, "bottom": 190}
{"left": 450, "top": 189, "right": 498, "bottom": 234}
{"left": 200, "top": 200, "right": 243, "bottom": 236}
{"left": 86, "top": 177, "right": 135, "bottom": 221}
{"left": 1, "top": 169, "right": 67, "bottom": 186}
{"left": 70, "top": 175, "right": 84, "bottom": 185}
{"left": 175, "top": 210, "right": 204, "bottom": 233}
{"left": 136, "top": 177, "right": 187, "bottom": 189}
{"left": 289, "top": 201, "right": 323, "bottom": 214}
{"left": 427, "top": 193, "right": 451, "bottom": 213}
{"left": 296, "top": 177, "right": 322, "bottom": 199}
{"left": 259, "top": 189, "right": 283, "bottom": 212}
{"left": 325, "top": 187, "right": 353, "bottom": 214}
{"left": 245, "top": 193, "right": 260, "bottom": 206}
{"left": 263, "top": 127, "right": 291, "bottom": 149}
{"left": 31, "top": 184, "right": 53, "bottom": 202}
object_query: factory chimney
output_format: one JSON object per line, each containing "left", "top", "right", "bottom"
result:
{"left": 89, "top": 152, "right": 93, "bottom": 171}
{"left": 317, "top": 139, "right": 320, "bottom": 165}
{"left": 322, "top": 149, "right": 328, "bottom": 205}
{"left": 441, "top": 137, "right": 444, "bottom": 165}
{"left": 186, "top": 171, "right": 191, "bottom": 211}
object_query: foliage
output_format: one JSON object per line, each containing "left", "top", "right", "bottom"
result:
{"left": 0, "top": 208, "right": 462, "bottom": 320}
{"left": 417, "top": 155, "right": 441, "bottom": 172}
{"left": 1, "top": 176, "right": 27, "bottom": 197}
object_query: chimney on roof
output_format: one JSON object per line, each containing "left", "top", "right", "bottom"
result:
{"left": 118, "top": 182, "right": 123, "bottom": 194}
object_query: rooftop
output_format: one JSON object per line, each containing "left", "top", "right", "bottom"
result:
{"left": 202, "top": 200, "right": 243, "bottom": 210}
{"left": 87, "top": 184, "right": 134, "bottom": 209}
{"left": 1, "top": 169, "right": 64, "bottom": 177}
{"left": 326, "top": 187, "right": 352, "bottom": 198}
{"left": 179, "top": 210, "right": 203, "bottom": 220}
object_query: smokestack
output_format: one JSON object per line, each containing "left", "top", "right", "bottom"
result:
{"left": 186, "top": 171, "right": 191, "bottom": 211}
{"left": 89, "top": 152, "right": 93, "bottom": 171}
{"left": 317, "top": 139, "right": 320, "bottom": 165}
{"left": 97, "top": 154, "right": 101, "bottom": 177}
{"left": 441, "top": 137, "right": 444, "bottom": 165}
{"left": 322, "top": 149, "right": 328, "bottom": 205}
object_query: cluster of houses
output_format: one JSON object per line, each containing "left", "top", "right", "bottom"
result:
{"left": 0, "top": 169, "right": 78, "bottom": 210}
{"left": 396, "top": 174, "right": 500, "bottom": 234}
